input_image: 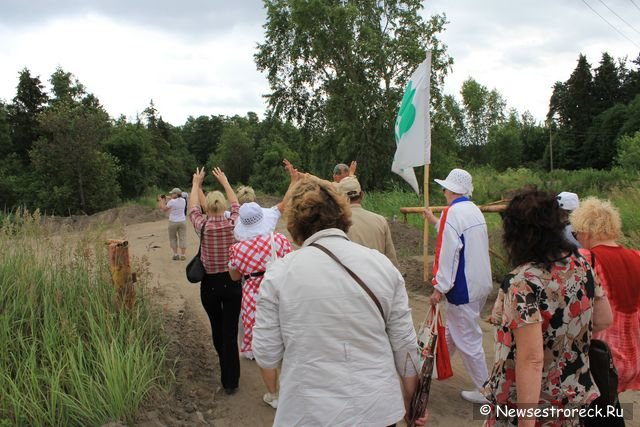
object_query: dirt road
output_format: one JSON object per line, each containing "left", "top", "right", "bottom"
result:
{"left": 120, "top": 211, "right": 639, "bottom": 427}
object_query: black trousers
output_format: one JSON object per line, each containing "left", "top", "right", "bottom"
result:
{"left": 200, "top": 272, "right": 242, "bottom": 389}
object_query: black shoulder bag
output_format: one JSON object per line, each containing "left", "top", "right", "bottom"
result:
{"left": 186, "top": 222, "right": 206, "bottom": 283}
{"left": 582, "top": 251, "right": 620, "bottom": 424}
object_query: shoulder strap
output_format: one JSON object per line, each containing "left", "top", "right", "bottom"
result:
{"left": 309, "top": 242, "right": 385, "bottom": 321}
{"left": 196, "top": 222, "right": 206, "bottom": 256}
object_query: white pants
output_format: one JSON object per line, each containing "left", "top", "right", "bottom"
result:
{"left": 445, "top": 298, "right": 488, "bottom": 390}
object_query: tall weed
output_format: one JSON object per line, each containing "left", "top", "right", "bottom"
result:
{"left": 0, "top": 211, "right": 168, "bottom": 426}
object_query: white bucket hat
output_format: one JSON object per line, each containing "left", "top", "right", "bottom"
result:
{"left": 434, "top": 168, "right": 473, "bottom": 196}
{"left": 233, "top": 202, "right": 279, "bottom": 241}
{"left": 557, "top": 191, "right": 579, "bottom": 211}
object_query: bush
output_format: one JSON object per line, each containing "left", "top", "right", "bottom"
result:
{"left": 616, "top": 131, "right": 640, "bottom": 171}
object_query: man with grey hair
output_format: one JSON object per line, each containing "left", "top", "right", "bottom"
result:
{"left": 338, "top": 176, "right": 398, "bottom": 266}
{"left": 332, "top": 160, "right": 357, "bottom": 183}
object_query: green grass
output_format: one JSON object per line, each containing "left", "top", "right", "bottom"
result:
{"left": 0, "top": 210, "right": 169, "bottom": 426}
{"left": 122, "top": 187, "right": 162, "bottom": 210}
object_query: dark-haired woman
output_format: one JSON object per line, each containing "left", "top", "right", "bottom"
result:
{"left": 483, "top": 189, "right": 612, "bottom": 427}
{"left": 252, "top": 175, "right": 428, "bottom": 426}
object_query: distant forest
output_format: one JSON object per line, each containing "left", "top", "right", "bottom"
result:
{"left": 1, "top": 2, "right": 639, "bottom": 215}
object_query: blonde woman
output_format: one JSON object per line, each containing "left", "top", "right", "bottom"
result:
{"left": 571, "top": 197, "right": 640, "bottom": 393}
{"left": 188, "top": 167, "right": 241, "bottom": 395}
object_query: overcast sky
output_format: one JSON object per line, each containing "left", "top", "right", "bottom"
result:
{"left": 1, "top": 0, "right": 639, "bottom": 126}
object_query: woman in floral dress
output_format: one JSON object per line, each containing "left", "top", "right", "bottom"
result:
{"left": 484, "top": 189, "right": 613, "bottom": 427}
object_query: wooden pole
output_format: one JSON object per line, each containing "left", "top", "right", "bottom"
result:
{"left": 106, "top": 239, "right": 135, "bottom": 310}
{"left": 401, "top": 204, "right": 508, "bottom": 215}
{"left": 423, "top": 164, "right": 430, "bottom": 282}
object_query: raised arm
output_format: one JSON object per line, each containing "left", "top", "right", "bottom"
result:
{"left": 158, "top": 195, "right": 170, "bottom": 212}
{"left": 276, "top": 159, "right": 301, "bottom": 213}
{"left": 349, "top": 160, "right": 357, "bottom": 177}
{"left": 189, "top": 167, "right": 206, "bottom": 210}
{"left": 212, "top": 167, "right": 238, "bottom": 205}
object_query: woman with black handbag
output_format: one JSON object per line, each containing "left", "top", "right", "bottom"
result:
{"left": 571, "top": 197, "right": 640, "bottom": 426}
{"left": 188, "top": 166, "right": 241, "bottom": 395}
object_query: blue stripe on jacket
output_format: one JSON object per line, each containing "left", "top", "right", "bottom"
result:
{"left": 446, "top": 234, "right": 470, "bottom": 305}
{"left": 444, "top": 196, "right": 471, "bottom": 305}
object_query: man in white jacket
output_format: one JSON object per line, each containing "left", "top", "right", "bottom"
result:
{"left": 423, "top": 168, "right": 492, "bottom": 404}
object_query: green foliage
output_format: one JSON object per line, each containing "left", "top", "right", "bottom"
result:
{"left": 9, "top": 68, "right": 48, "bottom": 161}
{"left": 30, "top": 101, "right": 120, "bottom": 214}
{"left": 250, "top": 119, "right": 302, "bottom": 194}
{"left": 487, "top": 112, "right": 522, "bottom": 171}
{"left": 0, "top": 102, "right": 11, "bottom": 158}
{"left": 616, "top": 131, "right": 640, "bottom": 171}
{"left": 255, "top": 0, "right": 453, "bottom": 190}
{"left": 619, "top": 95, "right": 640, "bottom": 137}
{"left": 362, "top": 189, "right": 425, "bottom": 230}
{"left": 592, "top": 52, "right": 623, "bottom": 116}
{"left": 49, "top": 67, "right": 86, "bottom": 105}
{"left": 470, "top": 166, "right": 544, "bottom": 204}
{"left": 520, "top": 111, "right": 547, "bottom": 167}
{"left": 208, "top": 126, "right": 254, "bottom": 185}
{"left": 181, "top": 115, "right": 224, "bottom": 165}
{"left": 583, "top": 103, "right": 628, "bottom": 168}
{"left": 429, "top": 110, "right": 460, "bottom": 184}
{"left": 547, "top": 54, "right": 640, "bottom": 171}
{"left": 0, "top": 154, "right": 24, "bottom": 210}
{"left": 153, "top": 119, "right": 195, "bottom": 190}
{"left": 459, "top": 78, "right": 506, "bottom": 153}
{"left": 103, "top": 123, "right": 156, "bottom": 199}
{"left": 0, "top": 212, "right": 168, "bottom": 425}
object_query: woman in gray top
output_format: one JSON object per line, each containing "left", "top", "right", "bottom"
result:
{"left": 253, "top": 175, "right": 427, "bottom": 427}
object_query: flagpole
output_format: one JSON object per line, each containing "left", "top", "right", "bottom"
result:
{"left": 423, "top": 164, "right": 429, "bottom": 282}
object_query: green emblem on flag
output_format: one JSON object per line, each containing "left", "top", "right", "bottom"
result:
{"left": 395, "top": 81, "right": 416, "bottom": 143}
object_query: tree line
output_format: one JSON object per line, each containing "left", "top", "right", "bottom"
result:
{"left": 1, "top": 0, "right": 639, "bottom": 215}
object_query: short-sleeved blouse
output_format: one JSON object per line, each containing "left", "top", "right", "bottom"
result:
{"left": 228, "top": 232, "right": 292, "bottom": 284}
{"left": 484, "top": 254, "right": 603, "bottom": 415}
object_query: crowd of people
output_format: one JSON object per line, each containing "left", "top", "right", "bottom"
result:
{"left": 155, "top": 161, "right": 639, "bottom": 426}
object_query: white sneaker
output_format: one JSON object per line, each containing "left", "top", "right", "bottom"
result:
{"left": 461, "top": 389, "right": 488, "bottom": 404}
{"left": 263, "top": 392, "right": 278, "bottom": 409}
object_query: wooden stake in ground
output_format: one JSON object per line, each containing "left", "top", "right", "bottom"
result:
{"left": 106, "top": 239, "right": 135, "bottom": 310}
{"left": 423, "top": 164, "right": 430, "bottom": 282}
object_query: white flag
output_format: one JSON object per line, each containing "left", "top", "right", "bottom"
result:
{"left": 392, "top": 52, "right": 432, "bottom": 194}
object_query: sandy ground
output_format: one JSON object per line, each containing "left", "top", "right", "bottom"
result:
{"left": 103, "top": 205, "right": 640, "bottom": 427}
